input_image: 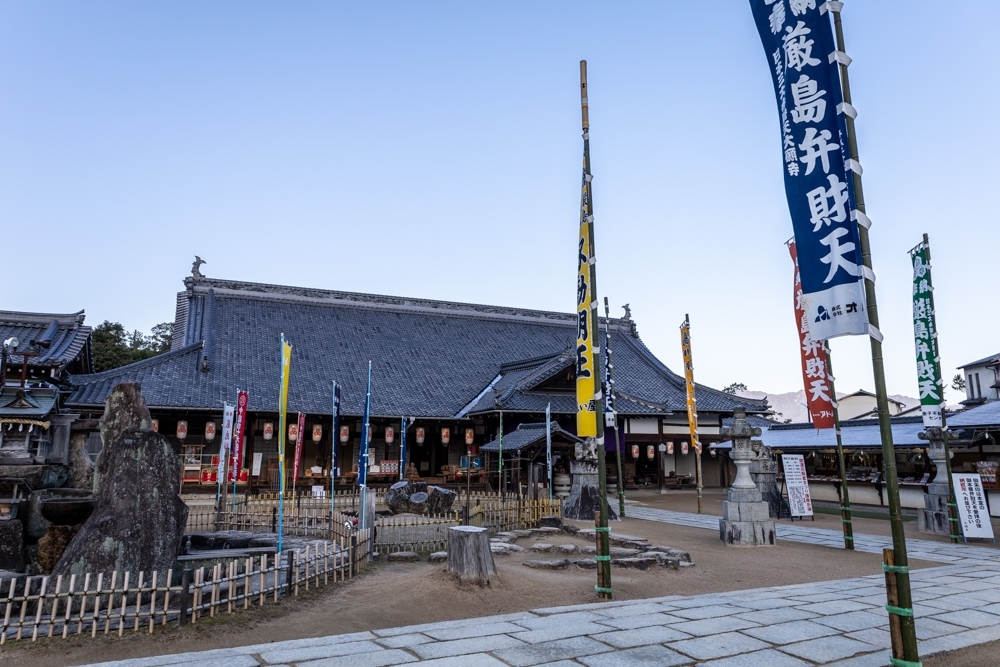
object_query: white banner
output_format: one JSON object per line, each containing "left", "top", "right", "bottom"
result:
{"left": 782, "top": 454, "right": 814, "bottom": 517}
{"left": 252, "top": 452, "right": 263, "bottom": 476}
{"left": 953, "top": 473, "right": 995, "bottom": 540}
{"left": 218, "top": 403, "right": 235, "bottom": 477}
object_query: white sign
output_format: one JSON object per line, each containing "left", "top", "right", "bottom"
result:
{"left": 782, "top": 454, "right": 814, "bottom": 517}
{"left": 311, "top": 485, "right": 326, "bottom": 498}
{"left": 251, "top": 452, "right": 263, "bottom": 476}
{"left": 218, "top": 404, "right": 235, "bottom": 477}
{"left": 952, "top": 473, "right": 995, "bottom": 540}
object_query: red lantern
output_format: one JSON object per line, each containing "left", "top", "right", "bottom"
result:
{"left": 312, "top": 424, "right": 322, "bottom": 443}
{"left": 151, "top": 418, "right": 159, "bottom": 433}
{"left": 630, "top": 444, "right": 639, "bottom": 459}
{"left": 205, "top": 421, "right": 217, "bottom": 443}
{"left": 465, "top": 428, "right": 475, "bottom": 445}
{"left": 263, "top": 422, "right": 274, "bottom": 441}
{"left": 646, "top": 445, "right": 655, "bottom": 460}
{"left": 416, "top": 427, "right": 426, "bottom": 445}
{"left": 681, "top": 441, "right": 689, "bottom": 455}
{"left": 385, "top": 426, "right": 395, "bottom": 444}
{"left": 339, "top": 425, "right": 350, "bottom": 443}
{"left": 176, "top": 420, "right": 188, "bottom": 441}
{"left": 441, "top": 427, "right": 451, "bottom": 445}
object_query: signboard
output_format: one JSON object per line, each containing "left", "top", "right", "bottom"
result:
{"left": 218, "top": 403, "right": 234, "bottom": 478}
{"left": 782, "top": 454, "right": 814, "bottom": 516}
{"left": 789, "top": 242, "right": 834, "bottom": 428}
{"left": 252, "top": 452, "right": 263, "bottom": 476}
{"left": 952, "top": 473, "right": 995, "bottom": 539}
{"left": 909, "top": 241, "right": 944, "bottom": 427}
{"left": 751, "top": 1, "right": 868, "bottom": 340}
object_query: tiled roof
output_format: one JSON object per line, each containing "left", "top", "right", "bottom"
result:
{"left": 0, "top": 310, "right": 91, "bottom": 372}
{"left": 66, "top": 275, "right": 768, "bottom": 419}
{"left": 947, "top": 400, "right": 1000, "bottom": 429}
{"left": 958, "top": 353, "right": 1000, "bottom": 369}
{"left": 480, "top": 422, "right": 582, "bottom": 453}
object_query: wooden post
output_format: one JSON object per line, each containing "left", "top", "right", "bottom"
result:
{"left": 177, "top": 569, "right": 190, "bottom": 627}
{"left": 883, "top": 548, "right": 904, "bottom": 659}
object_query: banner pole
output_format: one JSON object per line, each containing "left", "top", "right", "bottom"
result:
{"left": 546, "top": 403, "right": 553, "bottom": 504}
{"left": 830, "top": 5, "right": 918, "bottom": 663}
{"left": 604, "top": 297, "right": 626, "bottom": 518}
{"left": 681, "top": 315, "right": 703, "bottom": 515}
{"left": 823, "top": 347, "right": 854, "bottom": 550}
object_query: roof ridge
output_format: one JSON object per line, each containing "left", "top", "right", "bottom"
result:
{"left": 0, "top": 310, "right": 86, "bottom": 326}
{"left": 67, "top": 342, "right": 203, "bottom": 384}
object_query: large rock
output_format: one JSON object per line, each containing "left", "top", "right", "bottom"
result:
{"left": 386, "top": 481, "right": 411, "bottom": 514}
{"left": 0, "top": 520, "right": 25, "bottom": 572}
{"left": 53, "top": 383, "right": 188, "bottom": 578}
{"left": 426, "top": 486, "right": 457, "bottom": 515}
{"left": 0, "top": 465, "right": 68, "bottom": 491}
{"left": 38, "top": 525, "right": 79, "bottom": 574}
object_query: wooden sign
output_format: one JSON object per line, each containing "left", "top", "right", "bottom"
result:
{"left": 782, "top": 454, "right": 814, "bottom": 517}
{"left": 953, "top": 473, "right": 995, "bottom": 539}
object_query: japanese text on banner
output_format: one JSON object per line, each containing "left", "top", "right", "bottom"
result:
{"left": 910, "top": 243, "right": 944, "bottom": 427}
{"left": 789, "top": 242, "right": 834, "bottom": 428}
{"left": 576, "top": 163, "right": 597, "bottom": 437}
{"left": 750, "top": 0, "right": 868, "bottom": 340}
{"left": 680, "top": 320, "right": 700, "bottom": 452}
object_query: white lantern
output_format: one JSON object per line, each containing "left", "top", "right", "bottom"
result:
{"left": 288, "top": 423, "right": 299, "bottom": 442}
{"left": 416, "top": 427, "right": 425, "bottom": 445}
{"left": 666, "top": 441, "right": 674, "bottom": 455}
{"left": 204, "top": 421, "right": 216, "bottom": 443}
{"left": 681, "top": 441, "right": 689, "bottom": 455}
{"left": 441, "top": 427, "right": 451, "bottom": 445}
{"left": 385, "top": 426, "right": 395, "bottom": 444}
{"left": 312, "top": 424, "right": 323, "bottom": 443}
{"left": 339, "top": 425, "right": 350, "bottom": 443}
{"left": 465, "top": 428, "right": 475, "bottom": 445}
{"left": 176, "top": 420, "right": 188, "bottom": 441}
{"left": 151, "top": 418, "right": 159, "bottom": 433}
{"left": 263, "top": 422, "right": 274, "bottom": 441}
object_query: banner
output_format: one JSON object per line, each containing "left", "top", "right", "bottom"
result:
{"left": 232, "top": 390, "right": 248, "bottom": 476}
{"left": 331, "top": 382, "right": 341, "bottom": 479}
{"left": 293, "top": 412, "right": 305, "bottom": 482}
{"left": 277, "top": 336, "right": 292, "bottom": 553}
{"left": 789, "top": 242, "right": 835, "bottom": 428}
{"left": 399, "top": 416, "right": 408, "bottom": 481}
{"left": 751, "top": 1, "right": 867, "bottom": 340}
{"left": 910, "top": 242, "right": 944, "bottom": 427}
{"left": 576, "top": 161, "right": 598, "bottom": 437}
{"left": 680, "top": 317, "right": 700, "bottom": 452}
{"left": 358, "top": 361, "right": 372, "bottom": 487}
{"left": 218, "top": 403, "right": 234, "bottom": 478}
{"left": 782, "top": 454, "right": 814, "bottom": 516}
{"left": 952, "top": 474, "right": 995, "bottom": 539}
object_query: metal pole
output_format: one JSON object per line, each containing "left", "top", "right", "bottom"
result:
{"left": 831, "top": 5, "right": 918, "bottom": 663}
{"left": 466, "top": 445, "right": 472, "bottom": 526}
{"left": 604, "top": 297, "right": 626, "bottom": 518}
{"left": 581, "top": 60, "right": 612, "bottom": 600}
{"left": 824, "top": 346, "right": 854, "bottom": 550}
{"left": 921, "top": 234, "right": 960, "bottom": 544}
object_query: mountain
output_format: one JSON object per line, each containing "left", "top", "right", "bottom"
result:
{"left": 737, "top": 390, "right": 920, "bottom": 424}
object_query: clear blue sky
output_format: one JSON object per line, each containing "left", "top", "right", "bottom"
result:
{"left": 2, "top": 2, "right": 997, "bottom": 401}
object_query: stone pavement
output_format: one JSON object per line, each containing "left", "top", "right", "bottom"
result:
{"left": 75, "top": 508, "right": 1000, "bottom": 667}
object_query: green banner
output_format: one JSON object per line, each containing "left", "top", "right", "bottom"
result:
{"left": 910, "top": 242, "right": 943, "bottom": 427}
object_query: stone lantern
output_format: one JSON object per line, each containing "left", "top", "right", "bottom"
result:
{"left": 719, "top": 408, "right": 775, "bottom": 546}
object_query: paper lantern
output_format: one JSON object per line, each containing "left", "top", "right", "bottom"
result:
{"left": 288, "top": 423, "right": 299, "bottom": 442}
{"left": 630, "top": 444, "right": 639, "bottom": 459}
{"left": 151, "top": 418, "right": 159, "bottom": 433}
{"left": 263, "top": 422, "right": 274, "bottom": 441}
{"left": 465, "top": 428, "right": 474, "bottom": 445}
{"left": 367, "top": 427, "right": 373, "bottom": 442}
{"left": 681, "top": 441, "right": 689, "bottom": 455}
{"left": 205, "top": 421, "right": 216, "bottom": 442}
{"left": 710, "top": 447, "right": 717, "bottom": 458}
{"left": 312, "top": 424, "right": 322, "bottom": 443}
{"left": 646, "top": 445, "right": 655, "bottom": 460}
{"left": 666, "top": 442, "right": 674, "bottom": 455}
{"left": 416, "top": 427, "right": 426, "bottom": 445}
{"left": 441, "top": 427, "right": 451, "bottom": 445}
{"left": 339, "top": 425, "right": 350, "bottom": 443}
{"left": 385, "top": 426, "right": 395, "bottom": 444}
{"left": 176, "top": 420, "right": 188, "bottom": 441}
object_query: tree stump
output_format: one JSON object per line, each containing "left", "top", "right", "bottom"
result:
{"left": 447, "top": 526, "right": 496, "bottom": 585}
{"left": 407, "top": 492, "right": 428, "bottom": 515}
{"left": 386, "top": 481, "right": 411, "bottom": 514}
{"left": 426, "top": 486, "right": 457, "bottom": 515}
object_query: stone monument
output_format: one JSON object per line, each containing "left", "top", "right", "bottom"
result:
{"left": 719, "top": 408, "right": 775, "bottom": 546}
{"left": 562, "top": 438, "right": 617, "bottom": 521}
{"left": 749, "top": 439, "right": 788, "bottom": 519}
{"left": 919, "top": 427, "right": 952, "bottom": 536}
{"left": 53, "top": 383, "right": 188, "bottom": 577}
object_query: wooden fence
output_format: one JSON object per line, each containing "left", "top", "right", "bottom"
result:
{"left": 0, "top": 530, "right": 371, "bottom": 644}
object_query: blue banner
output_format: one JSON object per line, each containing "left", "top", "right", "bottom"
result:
{"left": 750, "top": 0, "right": 868, "bottom": 340}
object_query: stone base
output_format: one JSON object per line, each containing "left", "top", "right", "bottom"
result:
{"left": 562, "top": 463, "right": 618, "bottom": 521}
{"left": 722, "top": 500, "right": 770, "bottom": 523}
{"left": 923, "top": 483, "right": 952, "bottom": 536}
{"left": 719, "top": 518, "right": 776, "bottom": 546}
{"left": 726, "top": 486, "right": 764, "bottom": 503}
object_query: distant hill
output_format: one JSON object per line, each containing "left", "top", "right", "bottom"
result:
{"left": 737, "top": 390, "right": 919, "bottom": 424}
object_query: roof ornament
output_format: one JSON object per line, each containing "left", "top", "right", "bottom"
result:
{"left": 621, "top": 304, "right": 631, "bottom": 320}
{"left": 192, "top": 256, "right": 206, "bottom": 279}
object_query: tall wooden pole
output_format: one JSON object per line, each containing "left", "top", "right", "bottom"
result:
{"left": 830, "top": 5, "right": 918, "bottom": 663}
{"left": 823, "top": 347, "right": 854, "bottom": 550}
{"left": 580, "top": 60, "right": 612, "bottom": 600}
{"left": 604, "top": 297, "right": 626, "bottom": 518}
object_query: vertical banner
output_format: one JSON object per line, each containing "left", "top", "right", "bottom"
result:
{"left": 399, "top": 416, "right": 408, "bottom": 481}
{"left": 910, "top": 242, "right": 944, "bottom": 427}
{"left": 218, "top": 403, "right": 235, "bottom": 478}
{"left": 789, "top": 241, "right": 835, "bottom": 428}
{"left": 277, "top": 336, "right": 292, "bottom": 554}
{"left": 782, "top": 454, "right": 814, "bottom": 517}
{"left": 231, "top": 390, "right": 248, "bottom": 484}
{"left": 952, "top": 474, "right": 995, "bottom": 539}
{"left": 680, "top": 317, "right": 700, "bottom": 453}
{"left": 330, "top": 381, "right": 341, "bottom": 510}
{"left": 358, "top": 361, "right": 372, "bottom": 488}
{"left": 576, "top": 162, "right": 597, "bottom": 437}
{"left": 545, "top": 403, "right": 553, "bottom": 502}
{"left": 293, "top": 412, "right": 306, "bottom": 483}
{"left": 751, "top": 1, "right": 868, "bottom": 340}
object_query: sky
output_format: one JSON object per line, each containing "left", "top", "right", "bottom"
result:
{"left": 2, "top": 2, "right": 998, "bottom": 402}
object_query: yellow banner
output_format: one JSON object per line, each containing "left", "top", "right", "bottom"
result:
{"left": 576, "top": 167, "right": 597, "bottom": 437}
{"left": 680, "top": 319, "right": 699, "bottom": 450}
{"left": 278, "top": 337, "right": 292, "bottom": 495}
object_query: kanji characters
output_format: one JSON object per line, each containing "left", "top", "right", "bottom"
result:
{"left": 805, "top": 357, "right": 826, "bottom": 379}
{"left": 806, "top": 174, "right": 849, "bottom": 232}
{"left": 790, "top": 74, "right": 827, "bottom": 123}
{"left": 919, "top": 379, "right": 940, "bottom": 401}
{"left": 809, "top": 378, "right": 831, "bottom": 403}
{"left": 769, "top": 1, "right": 786, "bottom": 34}
{"left": 789, "top": 0, "right": 816, "bottom": 16}
{"left": 819, "top": 227, "right": 859, "bottom": 283}
{"left": 782, "top": 22, "right": 821, "bottom": 72}
{"left": 801, "top": 337, "right": 823, "bottom": 357}
{"left": 798, "top": 127, "right": 840, "bottom": 175}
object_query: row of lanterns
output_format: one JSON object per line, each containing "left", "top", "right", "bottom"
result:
{"left": 629, "top": 442, "right": 708, "bottom": 459}
{"left": 173, "top": 419, "right": 474, "bottom": 446}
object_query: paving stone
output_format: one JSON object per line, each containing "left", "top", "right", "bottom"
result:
{"left": 796, "top": 599, "right": 873, "bottom": 616}
{"left": 742, "top": 619, "right": 840, "bottom": 645}
{"left": 667, "top": 631, "right": 770, "bottom": 660}
{"left": 523, "top": 558, "right": 571, "bottom": 569}
{"left": 372, "top": 612, "right": 535, "bottom": 637}
{"left": 735, "top": 606, "right": 817, "bottom": 624}
{"left": 428, "top": 551, "right": 448, "bottom": 563}
{"left": 413, "top": 655, "right": 510, "bottom": 667}
{"left": 591, "top": 625, "right": 691, "bottom": 647}
{"left": 671, "top": 604, "right": 745, "bottom": 620}
{"left": 913, "top": 616, "right": 966, "bottom": 640}
{"left": 596, "top": 601, "right": 672, "bottom": 618}
{"left": 297, "top": 650, "right": 417, "bottom": 667}
{"left": 928, "top": 608, "right": 1000, "bottom": 629}
{"left": 576, "top": 644, "right": 693, "bottom": 667}
{"left": 556, "top": 544, "right": 579, "bottom": 553}
{"left": 387, "top": 551, "right": 420, "bottom": 562}
{"left": 671, "top": 615, "right": 761, "bottom": 637}
{"left": 778, "top": 635, "right": 880, "bottom": 663}
{"left": 697, "top": 648, "right": 812, "bottom": 667}
{"left": 259, "top": 640, "right": 384, "bottom": 664}
{"left": 810, "top": 610, "right": 888, "bottom": 633}
{"left": 424, "top": 621, "right": 526, "bottom": 641}
{"left": 492, "top": 636, "right": 614, "bottom": 666}
{"left": 844, "top": 627, "right": 891, "bottom": 650}
{"left": 529, "top": 543, "right": 554, "bottom": 552}
{"left": 411, "top": 634, "right": 524, "bottom": 659}
{"left": 596, "top": 612, "right": 688, "bottom": 630}
{"left": 374, "top": 633, "right": 435, "bottom": 649}
{"left": 510, "top": 622, "right": 612, "bottom": 644}
{"left": 514, "top": 611, "right": 606, "bottom": 629}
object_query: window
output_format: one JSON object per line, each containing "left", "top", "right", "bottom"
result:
{"left": 969, "top": 375, "right": 975, "bottom": 399}
{"left": 976, "top": 373, "right": 982, "bottom": 399}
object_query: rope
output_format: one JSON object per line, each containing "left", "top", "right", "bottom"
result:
{"left": 882, "top": 563, "right": 909, "bottom": 574}
{"left": 885, "top": 604, "right": 914, "bottom": 617}
{"left": 889, "top": 657, "right": 922, "bottom": 667}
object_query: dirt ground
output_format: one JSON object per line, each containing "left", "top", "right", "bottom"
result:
{"left": 2, "top": 489, "right": 992, "bottom": 667}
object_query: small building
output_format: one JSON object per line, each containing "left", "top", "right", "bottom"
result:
{"left": 957, "top": 353, "right": 1000, "bottom": 405}
{"left": 836, "top": 389, "right": 907, "bottom": 421}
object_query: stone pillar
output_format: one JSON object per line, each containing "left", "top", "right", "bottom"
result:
{"left": 719, "top": 408, "right": 775, "bottom": 546}
{"left": 920, "top": 427, "right": 951, "bottom": 536}
{"left": 750, "top": 451, "right": 786, "bottom": 519}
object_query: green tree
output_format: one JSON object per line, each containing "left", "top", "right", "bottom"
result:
{"left": 722, "top": 382, "right": 748, "bottom": 395}
{"left": 951, "top": 374, "right": 966, "bottom": 392}
{"left": 91, "top": 321, "right": 172, "bottom": 372}
{"left": 149, "top": 322, "right": 173, "bottom": 353}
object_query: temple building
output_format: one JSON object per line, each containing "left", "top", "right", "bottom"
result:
{"left": 63, "top": 265, "right": 767, "bottom": 493}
